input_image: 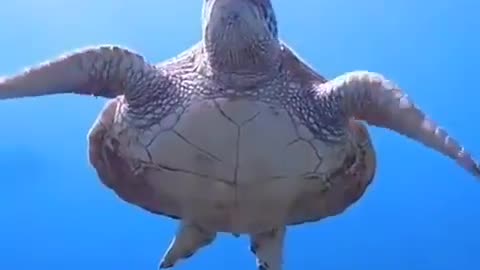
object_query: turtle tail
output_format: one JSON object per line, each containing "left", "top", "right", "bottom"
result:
{"left": 321, "top": 71, "right": 480, "bottom": 178}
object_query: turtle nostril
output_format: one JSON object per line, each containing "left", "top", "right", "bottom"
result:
{"left": 229, "top": 12, "right": 240, "bottom": 21}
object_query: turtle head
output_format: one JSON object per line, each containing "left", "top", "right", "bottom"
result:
{"left": 202, "top": 0, "right": 278, "bottom": 40}
{"left": 201, "top": 0, "right": 281, "bottom": 74}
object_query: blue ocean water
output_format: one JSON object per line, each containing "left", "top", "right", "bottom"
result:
{"left": 0, "top": 1, "right": 479, "bottom": 269}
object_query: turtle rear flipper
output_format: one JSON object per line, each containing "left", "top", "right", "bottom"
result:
{"left": 249, "top": 227, "right": 286, "bottom": 270}
{"left": 159, "top": 222, "right": 216, "bottom": 269}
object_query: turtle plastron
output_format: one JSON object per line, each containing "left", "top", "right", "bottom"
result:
{"left": 1, "top": 1, "right": 479, "bottom": 269}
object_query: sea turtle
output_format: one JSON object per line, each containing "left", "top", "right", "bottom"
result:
{"left": 0, "top": 0, "right": 478, "bottom": 269}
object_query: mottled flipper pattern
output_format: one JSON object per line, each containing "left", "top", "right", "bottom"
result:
{"left": 0, "top": 45, "right": 156, "bottom": 101}
{"left": 250, "top": 228, "right": 286, "bottom": 270}
{"left": 0, "top": 1, "right": 478, "bottom": 270}
{"left": 318, "top": 71, "right": 480, "bottom": 178}
{"left": 159, "top": 222, "right": 216, "bottom": 269}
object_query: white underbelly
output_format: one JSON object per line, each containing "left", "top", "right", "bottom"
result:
{"left": 118, "top": 98, "right": 349, "bottom": 233}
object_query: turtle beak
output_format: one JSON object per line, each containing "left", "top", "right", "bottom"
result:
{"left": 205, "top": 0, "right": 261, "bottom": 29}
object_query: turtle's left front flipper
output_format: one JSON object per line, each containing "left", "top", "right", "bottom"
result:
{"left": 315, "top": 71, "right": 480, "bottom": 178}
{"left": 159, "top": 222, "right": 216, "bottom": 269}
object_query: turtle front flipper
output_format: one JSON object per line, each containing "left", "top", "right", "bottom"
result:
{"left": 316, "top": 71, "right": 480, "bottom": 178}
{"left": 159, "top": 222, "right": 216, "bottom": 269}
{"left": 249, "top": 227, "right": 286, "bottom": 270}
{"left": 0, "top": 45, "right": 159, "bottom": 102}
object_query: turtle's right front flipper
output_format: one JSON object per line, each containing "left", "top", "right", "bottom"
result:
{"left": 0, "top": 45, "right": 159, "bottom": 100}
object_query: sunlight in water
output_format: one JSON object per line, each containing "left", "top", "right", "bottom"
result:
{"left": 0, "top": 0, "right": 479, "bottom": 270}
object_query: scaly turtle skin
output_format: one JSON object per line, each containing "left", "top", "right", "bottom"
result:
{"left": 0, "top": 0, "right": 479, "bottom": 269}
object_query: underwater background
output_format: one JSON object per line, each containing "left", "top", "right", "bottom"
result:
{"left": 0, "top": 1, "right": 479, "bottom": 269}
